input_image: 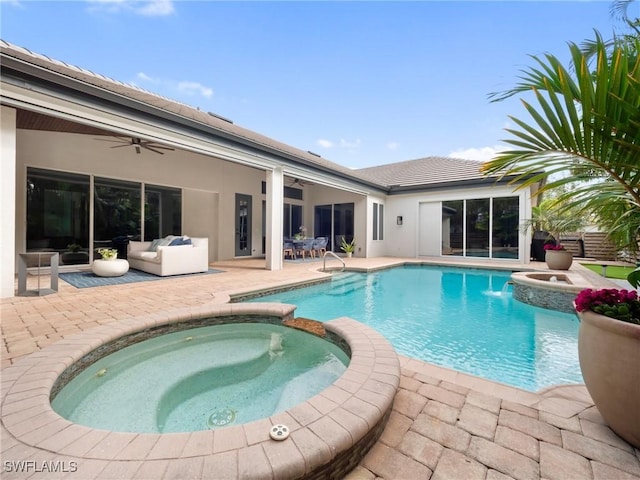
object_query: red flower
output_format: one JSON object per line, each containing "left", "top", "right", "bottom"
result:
{"left": 575, "top": 288, "right": 640, "bottom": 324}
{"left": 544, "top": 243, "right": 565, "bottom": 251}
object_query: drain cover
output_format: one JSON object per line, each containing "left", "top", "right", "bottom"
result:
{"left": 207, "top": 408, "right": 237, "bottom": 428}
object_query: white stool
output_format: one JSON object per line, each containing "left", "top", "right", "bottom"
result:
{"left": 92, "top": 259, "right": 129, "bottom": 277}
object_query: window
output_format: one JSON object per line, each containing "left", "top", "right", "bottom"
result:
{"left": 373, "top": 203, "right": 384, "bottom": 240}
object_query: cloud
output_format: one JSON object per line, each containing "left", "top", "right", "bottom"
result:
{"left": 386, "top": 142, "right": 399, "bottom": 150}
{"left": 448, "top": 145, "right": 506, "bottom": 162}
{"left": 317, "top": 139, "right": 333, "bottom": 148}
{"left": 136, "top": 72, "right": 154, "bottom": 82}
{"left": 87, "top": 0, "right": 174, "bottom": 16}
{"left": 177, "top": 81, "right": 213, "bottom": 99}
{"left": 339, "top": 138, "right": 361, "bottom": 149}
{"left": 134, "top": 73, "right": 214, "bottom": 101}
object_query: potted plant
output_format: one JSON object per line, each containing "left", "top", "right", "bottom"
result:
{"left": 340, "top": 237, "right": 356, "bottom": 258}
{"left": 294, "top": 226, "right": 307, "bottom": 241}
{"left": 543, "top": 243, "right": 573, "bottom": 270}
{"left": 574, "top": 287, "right": 640, "bottom": 447}
{"left": 97, "top": 247, "right": 118, "bottom": 261}
{"left": 522, "top": 199, "right": 585, "bottom": 269}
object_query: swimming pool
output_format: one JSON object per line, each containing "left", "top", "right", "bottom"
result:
{"left": 247, "top": 265, "right": 582, "bottom": 391}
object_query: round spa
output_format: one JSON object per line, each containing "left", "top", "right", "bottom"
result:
{"left": 51, "top": 322, "right": 349, "bottom": 433}
{"left": 2, "top": 304, "right": 399, "bottom": 479}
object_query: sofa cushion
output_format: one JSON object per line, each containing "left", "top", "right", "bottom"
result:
{"left": 128, "top": 250, "right": 159, "bottom": 261}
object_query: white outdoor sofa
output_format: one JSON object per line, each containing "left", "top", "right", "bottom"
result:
{"left": 127, "top": 237, "right": 209, "bottom": 276}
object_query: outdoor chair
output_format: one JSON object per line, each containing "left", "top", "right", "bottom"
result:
{"left": 295, "top": 238, "right": 316, "bottom": 260}
{"left": 312, "top": 237, "right": 328, "bottom": 257}
{"left": 283, "top": 240, "right": 296, "bottom": 260}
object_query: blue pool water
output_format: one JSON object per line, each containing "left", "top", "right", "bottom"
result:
{"left": 248, "top": 265, "right": 583, "bottom": 391}
{"left": 51, "top": 323, "right": 348, "bottom": 433}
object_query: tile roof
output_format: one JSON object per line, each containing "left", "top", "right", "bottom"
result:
{"left": 356, "top": 156, "right": 491, "bottom": 190}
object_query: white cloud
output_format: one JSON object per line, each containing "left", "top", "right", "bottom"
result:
{"left": 317, "top": 139, "right": 334, "bottom": 148}
{"left": 137, "top": 0, "right": 173, "bottom": 16}
{"left": 177, "top": 81, "right": 213, "bottom": 99}
{"left": 136, "top": 72, "right": 154, "bottom": 82}
{"left": 386, "top": 141, "right": 399, "bottom": 150}
{"left": 87, "top": 0, "right": 174, "bottom": 16}
{"left": 134, "top": 73, "right": 214, "bottom": 101}
{"left": 339, "top": 138, "right": 361, "bottom": 149}
{"left": 448, "top": 145, "right": 506, "bottom": 162}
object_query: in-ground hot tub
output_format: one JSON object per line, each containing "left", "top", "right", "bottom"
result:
{"left": 2, "top": 303, "right": 400, "bottom": 479}
{"left": 51, "top": 322, "right": 350, "bottom": 433}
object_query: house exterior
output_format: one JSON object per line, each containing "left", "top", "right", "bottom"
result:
{"left": 0, "top": 40, "right": 535, "bottom": 298}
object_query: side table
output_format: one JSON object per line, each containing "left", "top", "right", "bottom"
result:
{"left": 18, "top": 252, "right": 59, "bottom": 296}
{"left": 92, "top": 259, "right": 129, "bottom": 277}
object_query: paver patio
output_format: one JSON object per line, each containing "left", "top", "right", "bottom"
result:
{"left": 2, "top": 257, "right": 639, "bottom": 479}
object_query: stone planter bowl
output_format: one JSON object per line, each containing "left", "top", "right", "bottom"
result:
{"left": 578, "top": 309, "right": 640, "bottom": 447}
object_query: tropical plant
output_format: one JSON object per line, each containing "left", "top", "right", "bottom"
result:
{"left": 522, "top": 198, "right": 586, "bottom": 246}
{"left": 482, "top": 32, "right": 640, "bottom": 256}
{"left": 340, "top": 237, "right": 356, "bottom": 254}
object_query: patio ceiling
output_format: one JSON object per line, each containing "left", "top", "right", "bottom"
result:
{"left": 16, "top": 109, "right": 112, "bottom": 136}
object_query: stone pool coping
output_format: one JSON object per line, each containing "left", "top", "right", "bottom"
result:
{"left": 1, "top": 302, "right": 400, "bottom": 479}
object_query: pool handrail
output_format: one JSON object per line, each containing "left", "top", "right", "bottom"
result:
{"left": 323, "top": 251, "right": 345, "bottom": 272}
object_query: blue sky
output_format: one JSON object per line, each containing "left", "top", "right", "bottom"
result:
{"left": 1, "top": 1, "right": 627, "bottom": 168}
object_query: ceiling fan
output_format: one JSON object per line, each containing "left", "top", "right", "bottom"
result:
{"left": 95, "top": 136, "right": 175, "bottom": 155}
{"left": 286, "top": 177, "right": 314, "bottom": 187}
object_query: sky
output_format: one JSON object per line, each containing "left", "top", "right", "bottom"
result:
{"left": 0, "top": 0, "right": 630, "bottom": 169}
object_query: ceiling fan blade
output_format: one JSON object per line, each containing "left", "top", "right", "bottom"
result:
{"left": 110, "top": 144, "right": 131, "bottom": 149}
{"left": 94, "top": 138, "right": 129, "bottom": 144}
{"left": 143, "top": 145, "right": 165, "bottom": 155}
{"left": 147, "top": 144, "right": 174, "bottom": 151}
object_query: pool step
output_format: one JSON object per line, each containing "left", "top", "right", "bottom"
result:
{"left": 327, "top": 273, "right": 373, "bottom": 296}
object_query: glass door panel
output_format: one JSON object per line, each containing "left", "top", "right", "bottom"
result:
{"left": 235, "top": 193, "right": 252, "bottom": 256}
{"left": 26, "top": 168, "right": 90, "bottom": 265}
{"left": 94, "top": 177, "right": 141, "bottom": 258}
{"left": 144, "top": 185, "right": 182, "bottom": 241}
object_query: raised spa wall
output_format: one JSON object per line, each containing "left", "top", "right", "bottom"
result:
{"left": 510, "top": 271, "right": 588, "bottom": 313}
{"left": 1, "top": 302, "right": 400, "bottom": 480}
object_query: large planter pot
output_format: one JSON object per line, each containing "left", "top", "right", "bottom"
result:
{"left": 545, "top": 249, "right": 573, "bottom": 270}
{"left": 578, "top": 309, "right": 640, "bottom": 447}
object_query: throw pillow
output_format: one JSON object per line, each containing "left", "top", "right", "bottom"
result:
{"left": 147, "top": 239, "right": 162, "bottom": 252}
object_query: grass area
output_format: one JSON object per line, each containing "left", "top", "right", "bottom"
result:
{"left": 582, "top": 263, "right": 636, "bottom": 280}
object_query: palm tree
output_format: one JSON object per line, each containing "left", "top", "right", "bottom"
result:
{"left": 481, "top": 32, "right": 640, "bottom": 256}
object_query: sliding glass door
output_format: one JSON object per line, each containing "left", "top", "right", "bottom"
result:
{"left": 26, "top": 168, "right": 183, "bottom": 264}
{"left": 442, "top": 196, "right": 519, "bottom": 259}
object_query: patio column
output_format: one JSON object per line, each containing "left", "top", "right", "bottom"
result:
{"left": 265, "top": 167, "right": 284, "bottom": 270}
{"left": 1, "top": 106, "right": 17, "bottom": 298}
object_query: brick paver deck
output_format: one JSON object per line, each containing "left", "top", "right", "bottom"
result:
{"left": 2, "top": 257, "right": 639, "bottom": 479}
